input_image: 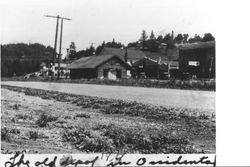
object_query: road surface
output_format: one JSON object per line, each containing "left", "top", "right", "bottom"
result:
{"left": 1, "top": 81, "right": 215, "bottom": 112}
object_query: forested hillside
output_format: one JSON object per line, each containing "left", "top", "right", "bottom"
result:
{"left": 1, "top": 43, "right": 54, "bottom": 77}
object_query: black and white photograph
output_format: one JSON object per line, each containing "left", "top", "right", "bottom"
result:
{"left": 5, "top": 0, "right": 250, "bottom": 166}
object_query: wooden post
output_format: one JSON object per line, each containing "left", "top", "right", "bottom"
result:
{"left": 57, "top": 19, "right": 63, "bottom": 80}
{"left": 53, "top": 15, "right": 59, "bottom": 66}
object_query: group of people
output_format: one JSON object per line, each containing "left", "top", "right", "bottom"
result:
{"left": 40, "top": 63, "right": 55, "bottom": 79}
{"left": 40, "top": 63, "right": 69, "bottom": 79}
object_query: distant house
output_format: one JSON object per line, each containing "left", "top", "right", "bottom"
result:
{"left": 67, "top": 54, "right": 132, "bottom": 80}
{"left": 132, "top": 57, "right": 168, "bottom": 79}
{"left": 178, "top": 41, "right": 215, "bottom": 78}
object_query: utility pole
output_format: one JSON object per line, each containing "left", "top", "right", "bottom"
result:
{"left": 57, "top": 19, "right": 63, "bottom": 79}
{"left": 44, "top": 15, "right": 71, "bottom": 79}
{"left": 45, "top": 15, "right": 60, "bottom": 65}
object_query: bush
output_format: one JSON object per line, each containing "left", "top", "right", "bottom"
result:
{"left": 36, "top": 112, "right": 58, "bottom": 127}
{"left": 13, "top": 104, "right": 21, "bottom": 110}
{"left": 9, "top": 128, "right": 20, "bottom": 134}
{"left": 199, "top": 113, "right": 210, "bottom": 120}
{"left": 1, "top": 127, "right": 11, "bottom": 141}
{"left": 62, "top": 127, "right": 114, "bottom": 153}
{"left": 28, "top": 130, "right": 39, "bottom": 140}
{"left": 16, "top": 113, "right": 30, "bottom": 120}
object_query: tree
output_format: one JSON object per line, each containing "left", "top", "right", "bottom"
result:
{"left": 174, "top": 34, "right": 184, "bottom": 44}
{"left": 183, "top": 34, "right": 189, "bottom": 43}
{"left": 95, "top": 41, "right": 106, "bottom": 55}
{"left": 68, "top": 42, "right": 77, "bottom": 60}
{"left": 139, "top": 30, "right": 148, "bottom": 50}
{"left": 149, "top": 30, "right": 156, "bottom": 40}
{"left": 148, "top": 30, "right": 158, "bottom": 52}
{"left": 1, "top": 43, "right": 54, "bottom": 76}
{"left": 162, "top": 33, "right": 175, "bottom": 50}
{"left": 95, "top": 39, "right": 125, "bottom": 56}
{"left": 85, "top": 45, "right": 95, "bottom": 57}
{"left": 157, "top": 35, "right": 164, "bottom": 43}
{"left": 105, "top": 38, "right": 124, "bottom": 48}
{"left": 127, "top": 41, "right": 139, "bottom": 49}
{"left": 202, "top": 33, "right": 215, "bottom": 42}
{"left": 74, "top": 50, "right": 86, "bottom": 58}
{"left": 188, "top": 34, "right": 202, "bottom": 43}
{"left": 163, "top": 33, "right": 172, "bottom": 43}
{"left": 111, "top": 38, "right": 116, "bottom": 45}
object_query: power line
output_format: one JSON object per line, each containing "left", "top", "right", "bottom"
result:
{"left": 44, "top": 15, "right": 71, "bottom": 20}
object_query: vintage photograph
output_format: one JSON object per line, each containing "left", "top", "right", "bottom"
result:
{"left": 1, "top": 0, "right": 215, "bottom": 155}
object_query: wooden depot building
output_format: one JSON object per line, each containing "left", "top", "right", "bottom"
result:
{"left": 67, "top": 54, "right": 132, "bottom": 80}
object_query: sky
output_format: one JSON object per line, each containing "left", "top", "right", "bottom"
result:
{"left": 1, "top": 0, "right": 217, "bottom": 55}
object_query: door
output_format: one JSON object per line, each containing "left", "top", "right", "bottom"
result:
{"left": 116, "top": 69, "right": 122, "bottom": 79}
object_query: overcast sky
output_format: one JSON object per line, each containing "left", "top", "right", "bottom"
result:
{"left": 1, "top": 0, "right": 216, "bottom": 55}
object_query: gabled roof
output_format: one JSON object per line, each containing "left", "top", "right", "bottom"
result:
{"left": 178, "top": 41, "right": 215, "bottom": 50}
{"left": 67, "top": 54, "right": 131, "bottom": 69}
{"left": 99, "top": 47, "right": 146, "bottom": 60}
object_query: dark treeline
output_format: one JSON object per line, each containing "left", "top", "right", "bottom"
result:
{"left": 1, "top": 43, "right": 53, "bottom": 77}
{"left": 69, "top": 31, "right": 215, "bottom": 60}
{"left": 127, "top": 30, "right": 214, "bottom": 52}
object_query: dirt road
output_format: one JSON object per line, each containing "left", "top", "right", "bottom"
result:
{"left": 1, "top": 81, "right": 215, "bottom": 112}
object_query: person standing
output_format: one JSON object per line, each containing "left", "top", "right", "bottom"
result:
{"left": 48, "top": 63, "right": 54, "bottom": 80}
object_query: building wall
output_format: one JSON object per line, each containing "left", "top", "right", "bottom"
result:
{"left": 70, "top": 69, "right": 97, "bottom": 79}
{"left": 97, "top": 58, "right": 127, "bottom": 79}
{"left": 179, "top": 47, "right": 215, "bottom": 78}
